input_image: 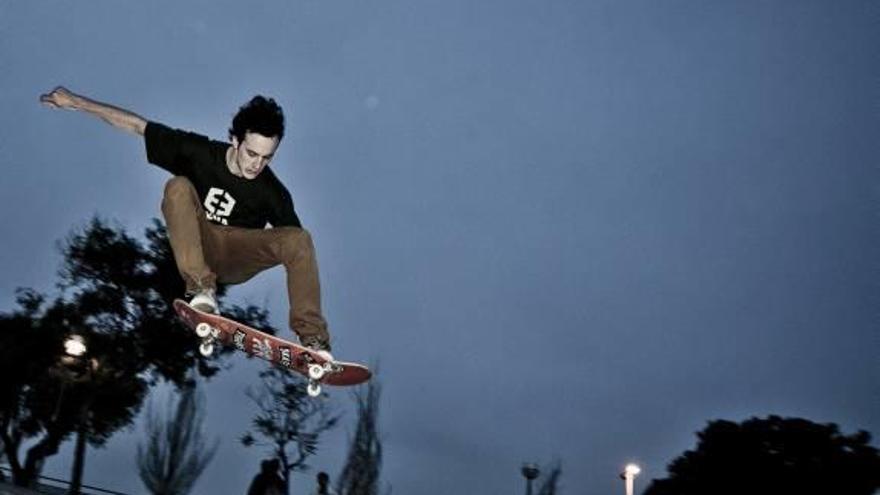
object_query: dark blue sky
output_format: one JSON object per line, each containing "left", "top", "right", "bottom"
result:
{"left": 2, "top": 1, "right": 878, "bottom": 494}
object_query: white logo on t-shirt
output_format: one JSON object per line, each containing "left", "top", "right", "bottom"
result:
{"left": 204, "top": 187, "right": 236, "bottom": 225}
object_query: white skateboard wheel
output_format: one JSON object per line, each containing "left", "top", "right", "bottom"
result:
{"left": 199, "top": 341, "right": 214, "bottom": 357}
{"left": 307, "top": 382, "right": 322, "bottom": 397}
{"left": 308, "top": 364, "right": 326, "bottom": 380}
{"left": 195, "top": 322, "right": 212, "bottom": 338}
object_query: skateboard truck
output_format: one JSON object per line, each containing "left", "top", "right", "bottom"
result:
{"left": 303, "top": 354, "right": 343, "bottom": 397}
{"left": 195, "top": 322, "right": 217, "bottom": 357}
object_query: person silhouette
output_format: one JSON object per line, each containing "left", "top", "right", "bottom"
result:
{"left": 247, "top": 459, "right": 285, "bottom": 495}
{"left": 311, "top": 471, "right": 337, "bottom": 495}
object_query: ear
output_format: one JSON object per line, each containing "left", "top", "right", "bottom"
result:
{"left": 231, "top": 135, "right": 240, "bottom": 149}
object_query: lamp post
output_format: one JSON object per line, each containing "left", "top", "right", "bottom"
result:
{"left": 62, "top": 333, "right": 94, "bottom": 495}
{"left": 521, "top": 463, "right": 540, "bottom": 495}
{"left": 620, "top": 463, "right": 641, "bottom": 495}
{"left": 53, "top": 334, "right": 88, "bottom": 420}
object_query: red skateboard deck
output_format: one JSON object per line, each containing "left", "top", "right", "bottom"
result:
{"left": 174, "top": 299, "right": 371, "bottom": 394}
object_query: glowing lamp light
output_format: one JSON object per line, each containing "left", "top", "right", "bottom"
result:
{"left": 625, "top": 464, "right": 641, "bottom": 477}
{"left": 64, "top": 335, "right": 87, "bottom": 358}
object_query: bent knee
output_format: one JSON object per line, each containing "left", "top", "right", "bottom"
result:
{"left": 163, "top": 176, "right": 197, "bottom": 200}
{"left": 276, "top": 227, "right": 313, "bottom": 258}
{"left": 279, "top": 227, "right": 312, "bottom": 246}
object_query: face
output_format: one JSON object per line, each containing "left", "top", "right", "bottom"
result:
{"left": 231, "top": 132, "right": 280, "bottom": 180}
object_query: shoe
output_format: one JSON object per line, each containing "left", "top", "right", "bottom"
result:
{"left": 188, "top": 288, "right": 218, "bottom": 314}
{"left": 301, "top": 336, "right": 334, "bottom": 362}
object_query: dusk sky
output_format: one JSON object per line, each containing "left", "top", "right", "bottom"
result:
{"left": 1, "top": 1, "right": 878, "bottom": 494}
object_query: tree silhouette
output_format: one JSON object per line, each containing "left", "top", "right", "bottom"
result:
{"left": 645, "top": 415, "right": 880, "bottom": 495}
{"left": 241, "top": 366, "right": 340, "bottom": 495}
{"left": 0, "top": 217, "right": 272, "bottom": 487}
{"left": 336, "top": 377, "right": 383, "bottom": 495}
{"left": 0, "top": 290, "right": 139, "bottom": 488}
{"left": 137, "top": 384, "right": 218, "bottom": 495}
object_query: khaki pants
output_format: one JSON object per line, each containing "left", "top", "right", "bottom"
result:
{"left": 161, "top": 176, "right": 329, "bottom": 346}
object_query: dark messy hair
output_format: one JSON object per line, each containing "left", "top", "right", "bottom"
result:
{"left": 228, "top": 95, "right": 285, "bottom": 142}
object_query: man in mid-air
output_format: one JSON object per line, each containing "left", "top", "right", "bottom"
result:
{"left": 40, "top": 87, "right": 333, "bottom": 359}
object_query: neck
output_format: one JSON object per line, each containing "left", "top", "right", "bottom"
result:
{"left": 226, "top": 147, "right": 243, "bottom": 177}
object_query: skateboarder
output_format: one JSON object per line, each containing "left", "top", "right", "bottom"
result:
{"left": 40, "top": 86, "right": 333, "bottom": 359}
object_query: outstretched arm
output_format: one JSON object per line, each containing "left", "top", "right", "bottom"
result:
{"left": 40, "top": 86, "right": 147, "bottom": 136}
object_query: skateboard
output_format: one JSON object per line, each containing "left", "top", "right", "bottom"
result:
{"left": 173, "top": 299, "right": 371, "bottom": 396}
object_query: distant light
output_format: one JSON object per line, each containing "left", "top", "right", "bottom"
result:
{"left": 364, "top": 95, "right": 380, "bottom": 110}
{"left": 625, "top": 464, "right": 641, "bottom": 477}
{"left": 64, "top": 335, "right": 87, "bottom": 357}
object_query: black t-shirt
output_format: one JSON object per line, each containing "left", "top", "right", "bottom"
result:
{"left": 144, "top": 121, "right": 301, "bottom": 229}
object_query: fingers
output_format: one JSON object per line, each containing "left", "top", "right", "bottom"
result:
{"left": 39, "top": 93, "right": 59, "bottom": 108}
{"left": 39, "top": 87, "right": 70, "bottom": 108}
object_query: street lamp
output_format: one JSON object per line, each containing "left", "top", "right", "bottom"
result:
{"left": 64, "top": 334, "right": 87, "bottom": 357}
{"left": 60, "top": 333, "right": 94, "bottom": 495}
{"left": 521, "top": 463, "right": 540, "bottom": 495}
{"left": 620, "top": 463, "right": 641, "bottom": 495}
{"left": 61, "top": 334, "right": 88, "bottom": 369}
